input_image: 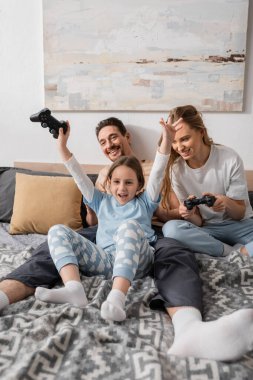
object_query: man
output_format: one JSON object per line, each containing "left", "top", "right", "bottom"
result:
{"left": 0, "top": 116, "right": 201, "bottom": 313}
{"left": 0, "top": 117, "right": 252, "bottom": 361}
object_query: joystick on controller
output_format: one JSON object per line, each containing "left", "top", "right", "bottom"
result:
{"left": 30, "top": 108, "right": 68, "bottom": 139}
{"left": 184, "top": 195, "right": 216, "bottom": 210}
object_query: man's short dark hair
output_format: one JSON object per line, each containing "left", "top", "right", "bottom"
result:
{"left": 96, "top": 117, "right": 127, "bottom": 138}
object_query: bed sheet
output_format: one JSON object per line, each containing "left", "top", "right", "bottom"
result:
{"left": 0, "top": 222, "right": 47, "bottom": 249}
{"left": 0, "top": 227, "right": 253, "bottom": 379}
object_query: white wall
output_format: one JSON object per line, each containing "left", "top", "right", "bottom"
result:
{"left": 0, "top": 0, "right": 252, "bottom": 168}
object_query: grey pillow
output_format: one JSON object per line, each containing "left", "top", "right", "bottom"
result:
{"left": 0, "top": 167, "right": 35, "bottom": 222}
{"left": 0, "top": 167, "right": 98, "bottom": 225}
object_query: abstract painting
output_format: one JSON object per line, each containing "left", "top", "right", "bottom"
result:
{"left": 43, "top": 0, "right": 249, "bottom": 111}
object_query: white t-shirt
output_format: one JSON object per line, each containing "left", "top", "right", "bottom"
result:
{"left": 171, "top": 144, "right": 253, "bottom": 224}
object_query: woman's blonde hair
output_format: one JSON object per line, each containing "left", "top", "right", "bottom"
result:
{"left": 161, "top": 105, "right": 213, "bottom": 210}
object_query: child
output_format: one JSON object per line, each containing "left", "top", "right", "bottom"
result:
{"left": 35, "top": 117, "right": 182, "bottom": 322}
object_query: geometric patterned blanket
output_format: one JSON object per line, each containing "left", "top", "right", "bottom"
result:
{"left": 0, "top": 244, "right": 252, "bottom": 380}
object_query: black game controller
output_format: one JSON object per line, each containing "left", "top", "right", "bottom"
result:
{"left": 30, "top": 108, "right": 68, "bottom": 139}
{"left": 184, "top": 195, "right": 216, "bottom": 210}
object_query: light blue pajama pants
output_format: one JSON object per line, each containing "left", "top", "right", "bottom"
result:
{"left": 48, "top": 220, "right": 154, "bottom": 283}
{"left": 162, "top": 218, "right": 253, "bottom": 257}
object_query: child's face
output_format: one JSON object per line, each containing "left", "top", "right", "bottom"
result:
{"left": 109, "top": 165, "right": 140, "bottom": 205}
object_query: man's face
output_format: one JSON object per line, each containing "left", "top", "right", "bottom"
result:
{"left": 97, "top": 126, "right": 131, "bottom": 162}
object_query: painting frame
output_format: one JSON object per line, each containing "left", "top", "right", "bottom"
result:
{"left": 43, "top": 0, "right": 249, "bottom": 112}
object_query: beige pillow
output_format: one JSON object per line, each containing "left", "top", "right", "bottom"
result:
{"left": 9, "top": 173, "right": 82, "bottom": 234}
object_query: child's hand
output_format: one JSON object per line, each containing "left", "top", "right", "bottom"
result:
{"left": 57, "top": 121, "right": 72, "bottom": 161}
{"left": 160, "top": 116, "right": 183, "bottom": 141}
{"left": 158, "top": 116, "right": 183, "bottom": 154}
{"left": 57, "top": 121, "right": 70, "bottom": 147}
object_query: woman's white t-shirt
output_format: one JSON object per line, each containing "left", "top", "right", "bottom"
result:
{"left": 171, "top": 144, "right": 253, "bottom": 224}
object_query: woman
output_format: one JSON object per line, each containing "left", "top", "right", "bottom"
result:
{"left": 157, "top": 105, "right": 253, "bottom": 257}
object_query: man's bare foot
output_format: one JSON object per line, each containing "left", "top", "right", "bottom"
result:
{"left": 240, "top": 246, "right": 249, "bottom": 256}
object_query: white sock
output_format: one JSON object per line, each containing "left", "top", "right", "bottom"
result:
{"left": 168, "top": 308, "right": 253, "bottom": 361}
{"left": 233, "top": 243, "right": 243, "bottom": 251}
{"left": 0, "top": 290, "right": 10, "bottom": 311}
{"left": 223, "top": 243, "right": 234, "bottom": 256}
{"left": 35, "top": 281, "right": 88, "bottom": 308}
{"left": 101, "top": 289, "right": 126, "bottom": 322}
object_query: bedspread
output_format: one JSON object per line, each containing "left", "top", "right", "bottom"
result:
{"left": 0, "top": 244, "right": 253, "bottom": 380}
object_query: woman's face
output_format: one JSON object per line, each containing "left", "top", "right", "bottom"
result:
{"left": 172, "top": 121, "right": 205, "bottom": 163}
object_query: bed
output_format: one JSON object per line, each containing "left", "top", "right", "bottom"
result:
{"left": 0, "top": 164, "right": 253, "bottom": 380}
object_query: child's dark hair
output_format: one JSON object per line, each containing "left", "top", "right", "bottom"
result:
{"left": 96, "top": 117, "right": 127, "bottom": 138}
{"left": 106, "top": 156, "right": 145, "bottom": 191}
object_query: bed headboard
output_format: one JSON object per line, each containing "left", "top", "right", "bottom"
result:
{"left": 245, "top": 171, "right": 253, "bottom": 191}
{"left": 14, "top": 162, "right": 253, "bottom": 191}
{"left": 14, "top": 161, "right": 104, "bottom": 175}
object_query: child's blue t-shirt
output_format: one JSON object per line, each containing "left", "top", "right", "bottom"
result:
{"left": 85, "top": 189, "right": 159, "bottom": 249}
